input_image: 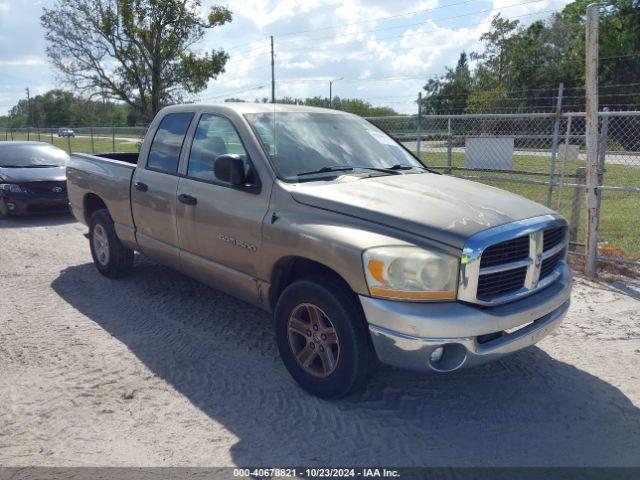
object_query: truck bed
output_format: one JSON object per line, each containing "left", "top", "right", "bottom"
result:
{"left": 66, "top": 152, "right": 137, "bottom": 234}
{"left": 92, "top": 152, "right": 139, "bottom": 165}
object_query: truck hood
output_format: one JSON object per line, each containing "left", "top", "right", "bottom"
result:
{"left": 289, "top": 173, "right": 555, "bottom": 249}
{"left": 0, "top": 166, "right": 66, "bottom": 183}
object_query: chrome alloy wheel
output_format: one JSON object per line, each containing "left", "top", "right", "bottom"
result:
{"left": 93, "top": 224, "right": 110, "bottom": 266}
{"left": 287, "top": 303, "right": 341, "bottom": 378}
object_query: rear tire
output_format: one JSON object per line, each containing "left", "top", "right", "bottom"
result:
{"left": 275, "top": 276, "right": 375, "bottom": 399}
{"left": 89, "top": 209, "right": 133, "bottom": 278}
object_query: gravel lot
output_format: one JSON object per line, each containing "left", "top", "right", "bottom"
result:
{"left": 1, "top": 214, "right": 639, "bottom": 467}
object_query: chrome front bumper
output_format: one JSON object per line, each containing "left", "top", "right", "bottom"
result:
{"left": 361, "top": 263, "right": 572, "bottom": 372}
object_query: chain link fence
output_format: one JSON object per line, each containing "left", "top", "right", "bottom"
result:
{"left": 2, "top": 112, "right": 639, "bottom": 270}
{"left": 367, "top": 111, "right": 640, "bottom": 269}
{"left": 1, "top": 126, "right": 146, "bottom": 154}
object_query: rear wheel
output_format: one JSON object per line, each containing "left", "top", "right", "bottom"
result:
{"left": 275, "top": 277, "right": 374, "bottom": 398}
{"left": 89, "top": 209, "right": 133, "bottom": 278}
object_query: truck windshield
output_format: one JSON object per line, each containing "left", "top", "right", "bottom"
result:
{"left": 245, "top": 112, "right": 425, "bottom": 181}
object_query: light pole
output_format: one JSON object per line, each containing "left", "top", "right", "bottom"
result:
{"left": 329, "top": 77, "right": 343, "bottom": 108}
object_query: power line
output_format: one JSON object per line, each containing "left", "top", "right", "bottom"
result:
{"left": 200, "top": 84, "right": 269, "bottom": 101}
{"left": 275, "top": 0, "right": 550, "bottom": 48}
{"left": 271, "top": 0, "right": 491, "bottom": 39}
{"left": 268, "top": 8, "right": 560, "bottom": 57}
{"left": 225, "top": 4, "right": 556, "bottom": 65}
{"left": 223, "top": 0, "right": 500, "bottom": 54}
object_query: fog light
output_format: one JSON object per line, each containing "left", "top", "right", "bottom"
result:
{"left": 430, "top": 346, "right": 444, "bottom": 363}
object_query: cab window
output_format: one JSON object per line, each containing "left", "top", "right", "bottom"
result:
{"left": 147, "top": 113, "right": 194, "bottom": 173}
{"left": 187, "top": 114, "right": 247, "bottom": 182}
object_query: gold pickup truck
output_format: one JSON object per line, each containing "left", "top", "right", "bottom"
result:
{"left": 67, "top": 103, "right": 572, "bottom": 398}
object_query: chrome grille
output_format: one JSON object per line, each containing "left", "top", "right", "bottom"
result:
{"left": 540, "top": 249, "right": 564, "bottom": 280}
{"left": 458, "top": 216, "right": 567, "bottom": 306}
{"left": 543, "top": 226, "right": 565, "bottom": 251}
{"left": 477, "top": 266, "right": 528, "bottom": 301}
{"left": 480, "top": 236, "right": 529, "bottom": 268}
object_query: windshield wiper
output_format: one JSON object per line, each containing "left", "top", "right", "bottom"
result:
{"left": 295, "top": 165, "right": 403, "bottom": 177}
{"left": 296, "top": 166, "right": 355, "bottom": 177}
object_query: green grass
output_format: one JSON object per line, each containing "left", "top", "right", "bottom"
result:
{"left": 418, "top": 151, "right": 640, "bottom": 260}
{"left": 2, "top": 132, "right": 142, "bottom": 154}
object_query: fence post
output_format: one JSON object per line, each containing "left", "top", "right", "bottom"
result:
{"left": 569, "top": 167, "right": 586, "bottom": 252}
{"left": 67, "top": 134, "right": 72, "bottom": 154}
{"left": 50, "top": 131, "right": 54, "bottom": 144}
{"left": 446, "top": 118, "right": 453, "bottom": 174}
{"left": 596, "top": 108, "right": 609, "bottom": 215}
{"left": 556, "top": 115, "right": 573, "bottom": 211}
{"left": 112, "top": 125, "right": 116, "bottom": 152}
{"left": 545, "top": 83, "right": 564, "bottom": 206}
{"left": 584, "top": 3, "right": 600, "bottom": 277}
{"left": 27, "top": 127, "right": 30, "bottom": 141}
{"left": 91, "top": 127, "right": 95, "bottom": 153}
{"left": 416, "top": 92, "right": 422, "bottom": 159}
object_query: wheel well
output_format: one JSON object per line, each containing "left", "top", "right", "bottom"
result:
{"left": 83, "top": 193, "right": 108, "bottom": 223}
{"left": 269, "top": 257, "right": 354, "bottom": 309}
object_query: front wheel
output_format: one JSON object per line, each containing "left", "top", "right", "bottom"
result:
{"left": 275, "top": 277, "right": 375, "bottom": 399}
{"left": 89, "top": 209, "right": 133, "bottom": 278}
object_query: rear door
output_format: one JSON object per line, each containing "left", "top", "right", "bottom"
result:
{"left": 175, "top": 113, "right": 269, "bottom": 305}
{"left": 131, "top": 112, "right": 194, "bottom": 269}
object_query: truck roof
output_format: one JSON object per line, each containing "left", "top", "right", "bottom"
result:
{"left": 160, "top": 102, "right": 348, "bottom": 116}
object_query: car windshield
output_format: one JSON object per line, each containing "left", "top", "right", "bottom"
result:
{"left": 0, "top": 143, "right": 69, "bottom": 167}
{"left": 245, "top": 112, "right": 425, "bottom": 181}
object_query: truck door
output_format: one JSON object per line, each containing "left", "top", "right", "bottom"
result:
{"left": 131, "top": 112, "right": 194, "bottom": 270}
{"left": 175, "top": 113, "right": 269, "bottom": 305}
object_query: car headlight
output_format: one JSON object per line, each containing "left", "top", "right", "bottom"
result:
{"left": 0, "top": 183, "right": 22, "bottom": 193}
{"left": 363, "top": 246, "right": 459, "bottom": 301}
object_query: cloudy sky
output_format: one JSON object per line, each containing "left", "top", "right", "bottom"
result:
{"left": 0, "top": 0, "right": 572, "bottom": 115}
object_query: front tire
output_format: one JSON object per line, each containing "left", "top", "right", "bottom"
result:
{"left": 275, "top": 277, "right": 374, "bottom": 399}
{"left": 89, "top": 209, "right": 133, "bottom": 278}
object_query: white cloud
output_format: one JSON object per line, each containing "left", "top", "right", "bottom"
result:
{"left": 0, "top": 0, "right": 575, "bottom": 115}
{"left": 0, "top": 56, "right": 45, "bottom": 67}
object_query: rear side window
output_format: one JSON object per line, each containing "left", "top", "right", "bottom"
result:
{"left": 147, "top": 113, "right": 194, "bottom": 173}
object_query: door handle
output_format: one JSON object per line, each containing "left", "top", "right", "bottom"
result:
{"left": 178, "top": 193, "right": 198, "bottom": 206}
{"left": 134, "top": 181, "right": 148, "bottom": 192}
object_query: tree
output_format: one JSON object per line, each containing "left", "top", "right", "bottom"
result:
{"left": 422, "top": 52, "right": 473, "bottom": 114}
{"left": 305, "top": 96, "right": 397, "bottom": 116}
{"left": 41, "top": 0, "right": 232, "bottom": 122}
{"left": 2, "top": 89, "right": 134, "bottom": 128}
{"left": 471, "top": 14, "right": 520, "bottom": 87}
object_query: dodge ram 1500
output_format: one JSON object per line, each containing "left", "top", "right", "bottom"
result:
{"left": 67, "top": 103, "right": 572, "bottom": 398}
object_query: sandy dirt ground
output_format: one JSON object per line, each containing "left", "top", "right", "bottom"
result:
{"left": 1, "top": 213, "right": 639, "bottom": 467}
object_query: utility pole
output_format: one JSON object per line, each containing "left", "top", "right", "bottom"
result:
{"left": 270, "top": 35, "right": 275, "bottom": 103}
{"left": 584, "top": 3, "right": 600, "bottom": 277}
{"left": 25, "top": 87, "right": 31, "bottom": 127}
{"left": 329, "top": 77, "right": 343, "bottom": 109}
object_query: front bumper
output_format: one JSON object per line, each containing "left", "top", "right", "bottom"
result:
{"left": 0, "top": 193, "right": 69, "bottom": 215}
{"left": 361, "top": 263, "right": 572, "bottom": 372}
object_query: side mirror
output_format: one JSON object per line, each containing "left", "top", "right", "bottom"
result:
{"left": 214, "top": 154, "right": 246, "bottom": 185}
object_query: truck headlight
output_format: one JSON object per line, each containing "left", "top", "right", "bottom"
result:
{"left": 0, "top": 184, "right": 22, "bottom": 193}
{"left": 363, "top": 246, "right": 459, "bottom": 301}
